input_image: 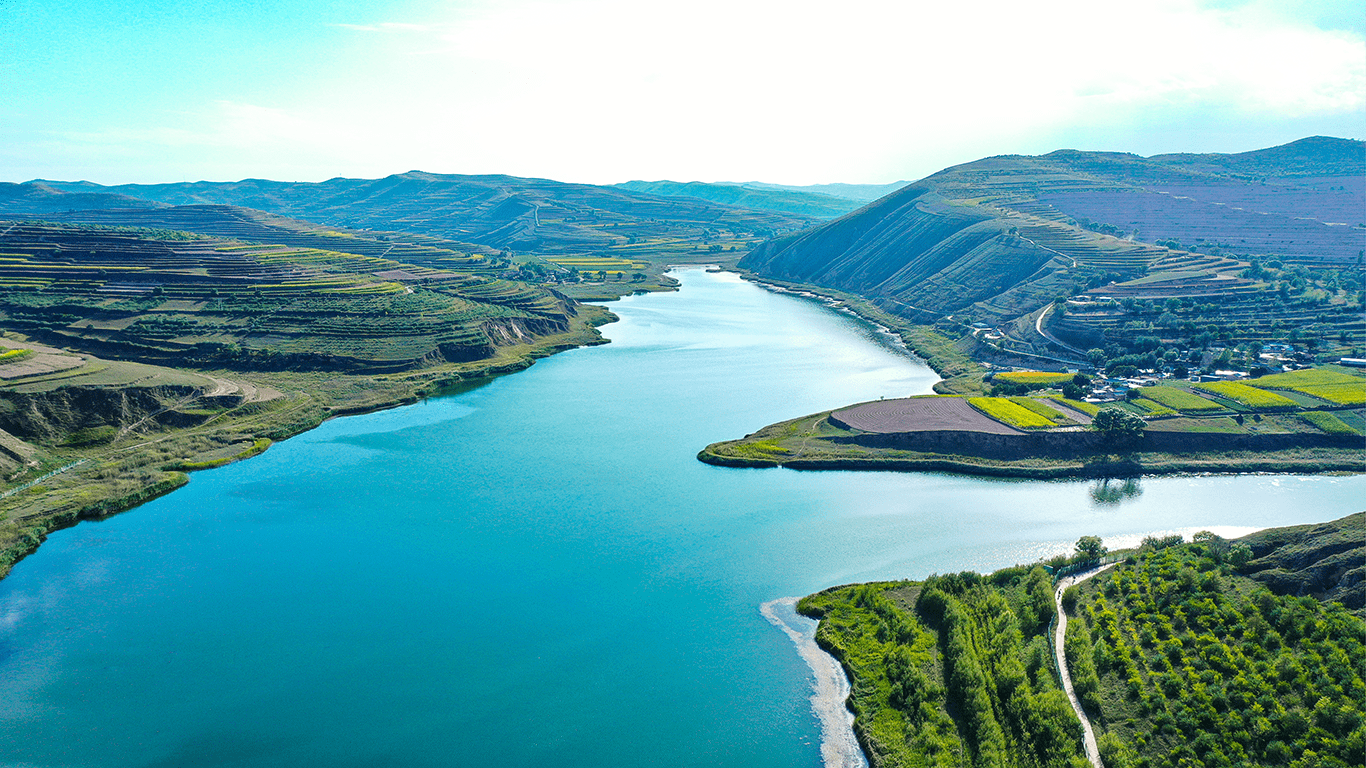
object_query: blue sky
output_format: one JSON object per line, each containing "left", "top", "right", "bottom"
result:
{"left": 2, "top": 0, "right": 1362, "bottom": 185}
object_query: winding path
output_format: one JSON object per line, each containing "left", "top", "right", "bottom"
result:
{"left": 1054, "top": 563, "right": 1116, "bottom": 768}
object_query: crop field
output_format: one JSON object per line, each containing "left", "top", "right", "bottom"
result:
{"left": 967, "top": 397, "right": 1057, "bottom": 429}
{"left": 993, "top": 371, "right": 1073, "bottom": 386}
{"left": 1131, "top": 398, "right": 1178, "bottom": 416}
{"left": 1005, "top": 396, "right": 1073, "bottom": 425}
{"left": 1042, "top": 394, "right": 1101, "bottom": 416}
{"left": 831, "top": 395, "right": 1023, "bottom": 434}
{"left": 1137, "top": 385, "right": 1225, "bottom": 413}
{"left": 1248, "top": 369, "right": 1366, "bottom": 405}
{"left": 1299, "top": 410, "right": 1360, "bottom": 436}
{"left": 0, "top": 221, "right": 578, "bottom": 371}
{"left": 1193, "top": 380, "right": 1299, "bottom": 409}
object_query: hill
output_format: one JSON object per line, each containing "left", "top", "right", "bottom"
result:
{"left": 29, "top": 172, "right": 814, "bottom": 256}
{"left": 799, "top": 514, "right": 1365, "bottom": 768}
{"left": 614, "top": 180, "right": 865, "bottom": 219}
{"left": 741, "top": 137, "right": 1365, "bottom": 376}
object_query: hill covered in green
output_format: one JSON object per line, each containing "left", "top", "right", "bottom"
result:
{"left": 801, "top": 514, "right": 1365, "bottom": 768}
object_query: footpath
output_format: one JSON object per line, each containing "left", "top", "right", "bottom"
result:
{"left": 1054, "top": 563, "right": 1116, "bottom": 768}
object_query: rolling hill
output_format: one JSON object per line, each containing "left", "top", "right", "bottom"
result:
{"left": 28, "top": 172, "right": 814, "bottom": 255}
{"left": 614, "top": 180, "right": 871, "bottom": 219}
{"left": 740, "top": 137, "right": 1365, "bottom": 366}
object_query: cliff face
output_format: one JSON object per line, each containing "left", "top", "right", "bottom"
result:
{"left": 1238, "top": 513, "right": 1366, "bottom": 612}
{"left": 0, "top": 385, "right": 208, "bottom": 444}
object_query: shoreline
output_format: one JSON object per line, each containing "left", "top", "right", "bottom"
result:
{"left": 0, "top": 304, "right": 622, "bottom": 580}
{"left": 760, "top": 597, "right": 868, "bottom": 768}
{"left": 699, "top": 444, "right": 1365, "bottom": 479}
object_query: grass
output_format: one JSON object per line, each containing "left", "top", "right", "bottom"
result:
{"left": 1132, "top": 398, "right": 1178, "bottom": 416}
{"left": 1193, "top": 380, "right": 1299, "bottom": 409}
{"left": 1299, "top": 410, "right": 1360, "bottom": 436}
{"left": 1138, "top": 386, "right": 1225, "bottom": 413}
{"left": 967, "top": 397, "right": 1057, "bottom": 429}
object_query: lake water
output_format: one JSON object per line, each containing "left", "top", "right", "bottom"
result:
{"left": 1, "top": 268, "right": 1360, "bottom": 767}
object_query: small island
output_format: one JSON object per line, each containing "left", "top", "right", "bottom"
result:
{"left": 699, "top": 368, "right": 1364, "bottom": 478}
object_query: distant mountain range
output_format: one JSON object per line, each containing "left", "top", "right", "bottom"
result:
{"left": 613, "top": 180, "right": 910, "bottom": 218}
{"left": 3, "top": 172, "right": 814, "bottom": 254}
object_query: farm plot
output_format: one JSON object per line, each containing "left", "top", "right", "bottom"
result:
{"left": 1247, "top": 369, "right": 1366, "bottom": 406}
{"left": 1138, "top": 386, "right": 1226, "bottom": 413}
{"left": 1193, "top": 381, "right": 1299, "bottom": 409}
{"left": 967, "top": 397, "right": 1057, "bottom": 429}
{"left": 994, "top": 371, "right": 1073, "bottom": 387}
{"left": 831, "top": 396, "right": 1024, "bottom": 434}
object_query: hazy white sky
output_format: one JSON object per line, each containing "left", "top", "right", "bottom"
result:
{"left": 1, "top": 0, "right": 1361, "bottom": 185}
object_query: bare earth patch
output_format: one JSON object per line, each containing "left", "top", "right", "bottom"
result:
{"left": 832, "top": 396, "right": 1025, "bottom": 434}
{"left": 0, "top": 338, "right": 87, "bottom": 380}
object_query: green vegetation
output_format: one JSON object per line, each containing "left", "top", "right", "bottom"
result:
{"left": 1299, "top": 410, "right": 1358, "bottom": 436}
{"left": 1194, "top": 381, "right": 1299, "bottom": 409}
{"left": 803, "top": 516, "right": 1365, "bottom": 768}
{"left": 1043, "top": 395, "right": 1101, "bottom": 416}
{"left": 1138, "top": 386, "right": 1225, "bottom": 413}
{"left": 0, "top": 349, "right": 33, "bottom": 363}
{"left": 968, "top": 397, "right": 1057, "bottom": 429}
{"left": 799, "top": 565, "right": 1087, "bottom": 767}
{"left": 1067, "top": 531, "right": 1366, "bottom": 768}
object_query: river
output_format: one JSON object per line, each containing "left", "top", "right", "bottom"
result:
{"left": 0, "top": 268, "right": 1360, "bottom": 767}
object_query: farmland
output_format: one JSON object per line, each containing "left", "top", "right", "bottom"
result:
{"left": 968, "top": 397, "right": 1060, "bottom": 430}
{"left": 700, "top": 364, "right": 1364, "bottom": 477}
{"left": 1137, "top": 386, "right": 1226, "bottom": 413}
{"left": 0, "top": 220, "right": 587, "bottom": 371}
{"left": 1248, "top": 369, "right": 1366, "bottom": 405}
{"left": 1193, "top": 381, "right": 1299, "bottom": 409}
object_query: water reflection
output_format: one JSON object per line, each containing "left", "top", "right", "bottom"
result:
{"left": 1089, "top": 477, "right": 1143, "bottom": 506}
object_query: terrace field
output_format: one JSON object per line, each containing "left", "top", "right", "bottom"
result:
{"left": 0, "top": 219, "right": 597, "bottom": 371}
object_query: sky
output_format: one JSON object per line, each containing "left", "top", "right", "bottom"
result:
{"left": 1, "top": 0, "right": 1362, "bottom": 186}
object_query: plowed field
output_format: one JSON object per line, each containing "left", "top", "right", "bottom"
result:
{"left": 831, "top": 396, "right": 1025, "bottom": 434}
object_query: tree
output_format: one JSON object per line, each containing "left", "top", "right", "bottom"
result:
{"left": 1074, "top": 536, "right": 1107, "bottom": 564}
{"left": 1091, "top": 407, "right": 1145, "bottom": 440}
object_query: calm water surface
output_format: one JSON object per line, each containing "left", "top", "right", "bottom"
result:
{"left": 1, "top": 269, "right": 1360, "bottom": 767}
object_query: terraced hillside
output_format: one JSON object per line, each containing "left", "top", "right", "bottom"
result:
{"left": 0, "top": 220, "right": 581, "bottom": 371}
{"left": 740, "top": 137, "right": 1364, "bottom": 363}
{"left": 29, "top": 172, "right": 813, "bottom": 256}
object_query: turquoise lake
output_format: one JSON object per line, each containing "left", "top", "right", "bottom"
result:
{"left": 1, "top": 268, "right": 1361, "bottom": 767}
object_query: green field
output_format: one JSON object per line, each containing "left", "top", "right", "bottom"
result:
{"left": 1139, "top": 386, "right": 1225, "bottom": 413}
